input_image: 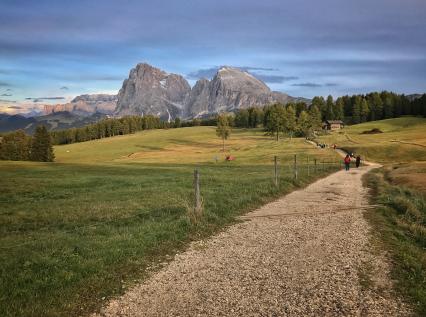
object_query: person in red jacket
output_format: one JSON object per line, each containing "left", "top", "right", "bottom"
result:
{"left": 344, "top": 154, "right": 351, "bottom": 171}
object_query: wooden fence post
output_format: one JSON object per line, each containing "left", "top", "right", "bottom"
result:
{"left": 274, "top": 156, "right": 278, "bottom": 187}
{"left": 314, "top": 158, "right": 317, "bottom": 173}
{"left": 307, "top": 156, "right": 310, "bottom": 176}
{"left": 294, "top": 154, "right": 298, "bottom": 179}
{"left": 194, "top": 169, "right": 201, "bottom": 214}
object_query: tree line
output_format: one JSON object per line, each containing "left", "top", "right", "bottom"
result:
{"left": 232, "top": 103, "right": 322, "bottom": 140}
{"left": 0, "top": 126, "right": 54, "bottom": 162}
{"left": 312, "top": 91, "right": 426, "bottom": 123}
{"left": 234, "top": 92, "right": 425, "bottom": 129}
{"left": 50, "top": 115, "right": 219, "bottom": 145}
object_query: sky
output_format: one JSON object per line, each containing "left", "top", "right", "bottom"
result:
{"left": 0, "top": 0, "right": 425, "bottom": 114}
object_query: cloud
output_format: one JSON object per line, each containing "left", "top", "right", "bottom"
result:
{"left": 7, "top": 105, "right": 22, "bottom": 109}
{"left": 291, "top": 82, "right": 322, "bottom": 88}
{"left": 60, "top": 86, "right": 69, "bottom": 90}
{"left": 187, "top": 67, "right": 218, "bottom": 79}
{"left": 255, "top": 75, "right": 298, "bottom": 83}
{"left": 1, "top": 93, "right": 12, "bottom": 96}
{"left": 6, "top": 88, "right": 12, "bottom": 91}
{"left": 187, "top": 66, "right": 298, "bottom": 84}
{"left": 0, "top": 81, "right": 11, "bottom": 87}
{"left": 239, "top": 66, "right": 278, "bottom": 72}
{"left": 25, "top": 96, "right": 65, "bottom": 102}
{"left": 291, "top": 82, "right": 339, "bottom": 88}
{"left": 0, "top": 99, "right": 16, "bottom": 103}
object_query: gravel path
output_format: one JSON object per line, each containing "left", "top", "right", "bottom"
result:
{"left": 95, "top": 164, "right": 411, "bottom": 316}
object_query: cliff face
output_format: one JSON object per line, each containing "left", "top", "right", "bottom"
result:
{"left": 114, "top": 63, "right": 191, "bottom": 121}
{"left": 44, "top": 94, "right": 117, "bottom": 116}
{"left": 115, "top": 63, "right": 303, "bottom": 120}
{"left": 185, "top": 66, "right": 295, "bottom": 118}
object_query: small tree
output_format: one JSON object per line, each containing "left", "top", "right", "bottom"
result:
{"left": 284, "top": 105, "right": 297, "bottom": 139}
{"left": 30, "top": 126, "right": 55, "bottom": 162}
{"left": 216, "top": 114, "right": 231, "bottom": 151}
{"left": 264, "top": 104, "right": 286, "bottom": 141}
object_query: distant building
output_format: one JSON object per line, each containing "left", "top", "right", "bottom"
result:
{"left": 323, "top": 120, "right": 344, "bottom": 130}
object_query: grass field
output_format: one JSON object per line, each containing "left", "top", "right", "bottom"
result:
{"left": 317, "top": 116, "right": 426, "bottom": 164}
{"left": 0, "top": 126, "right": 340, "bottom": 317}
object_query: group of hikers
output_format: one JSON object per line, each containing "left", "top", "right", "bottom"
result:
{"left": 344, "top": 153, "right": 362, "bottom": 171}
{"left": 316, "top": 142, "right": 362, "bottom": 171}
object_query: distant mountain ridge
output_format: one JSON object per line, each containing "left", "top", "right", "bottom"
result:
{"left": 0, "top": 112, "right": 106, "bottom": 134}
{"left": 44, "top": 94, "right": 117, "bottom": 116}
{"left": 115, "top": 63, "right": 306, "bottom": 120}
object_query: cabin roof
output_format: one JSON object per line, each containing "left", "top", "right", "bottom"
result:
{"left": 325, "top": 120, "right": 344, "bottom": 124}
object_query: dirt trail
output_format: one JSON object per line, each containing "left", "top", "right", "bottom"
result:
{"left": 95, "top": 164, "right": 410, "bottom": 316}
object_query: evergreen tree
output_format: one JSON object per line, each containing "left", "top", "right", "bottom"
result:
{"left": 308, "top": 105, "right": 322, "bottom": 132}
{"left": 235, "top": 109, "right": 249, "bottom": 127}
{"left": 333, "top": 97, "right": 345, "bottom": 120}
{"left": 264, "top": 104, "right": 286, "bottom": 141}
{"left": 284, "top": 105, "right": 297, "bottom": 138}
{"left": 370, "top": 92, "right": 383, "bottom": 121}
{"left": 174, "top": 117, "right": 181, "bottom": 128}
{"left": 0, "top": 130, "right": 31, "bottom": 161}
{"left": 352, "top": 96, "right": 362, "bottom": 124}
{"left": 360, "top": 98, "right": 370, "bottom": 122}
{"left": 325, "top": 95, "right": 335, "bottom": 120}
{"left": 295, "top": 102, "right": 307, "bottom": 117}
{"left": 297, "top": 110, "right": 311, "bottom": 137}
{"left": 383, "top": 93, "right": 394, "bottom": 119}
{"left": 312, "top": 96, "right": 326, "bottom": 120}
{"left": 30, "top": 126, "right": 54, "bottom": 162}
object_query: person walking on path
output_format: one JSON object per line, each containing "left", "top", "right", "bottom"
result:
{"left": 344, "top": 154, "right": 351, "bottom": 171}
{"left": 356, "top": 155, "right": 361, "bottom": 168}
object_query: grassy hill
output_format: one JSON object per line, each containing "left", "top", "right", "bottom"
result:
{"left": 317, "top": 117, "right": 426, "bottom": 164}
{"left": 0, "top": 126, "right": 340, "bottom": 317}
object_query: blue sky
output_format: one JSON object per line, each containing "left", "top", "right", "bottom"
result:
{"left": 1, "top": 0, "right": 425, "bottom": 114}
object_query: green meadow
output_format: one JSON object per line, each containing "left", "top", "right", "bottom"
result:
{"left": 317, "top": 116, "right": 426, "bottom": 164}
{"left": 0, "top": 126, "right": 340, "bottom": 317}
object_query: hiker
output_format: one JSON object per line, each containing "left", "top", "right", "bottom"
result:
{"left": 344, "top": 154, "right": 351, "bottom": 171}
{"left": 356, "top": 155, "right": 361, "bottom": 168}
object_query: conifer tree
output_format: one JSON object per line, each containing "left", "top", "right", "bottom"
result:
{"left": 308, "top": 105, "right": 322, "bottom": 131}
{"left": 284, "top": 105, "right": 297, "bottom": 139}
{"left": 352, "top": 96, "right": 362, "bottom": 124}
{"left": 30, "top": 126, "right": 55, "bottom": 162}
{"left": 264, "top": 104, "right": 286, "bottom": 141}
{"left": 325, "top": 95, "right": 335, "bottom": 120}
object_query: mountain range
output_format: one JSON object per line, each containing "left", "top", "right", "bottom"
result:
{"left": 0, "top": 112, "right": 106, "bottom": 134}
{"left": 43, "top": 94, "right": 117, "bottom": 116}
{"left": 1, "top": 62, "right": 307, "bottom": 133}
{"left": 115, "top": 63, "right": 307, "bottom": 120}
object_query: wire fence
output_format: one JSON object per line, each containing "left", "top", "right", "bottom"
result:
{"left": 1, "top": 154, "right": 348, "bottom": 251}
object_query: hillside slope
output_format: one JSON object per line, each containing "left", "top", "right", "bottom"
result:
{"left": 318, "top": 117, "right": 426, "bottom": 163}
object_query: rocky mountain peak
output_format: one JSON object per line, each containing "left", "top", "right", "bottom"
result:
{"left": 114, "top": 63, "right": 303, "bottom": 120}
{"left": 115, "top": 63, "right": 191, "bottom": 121}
